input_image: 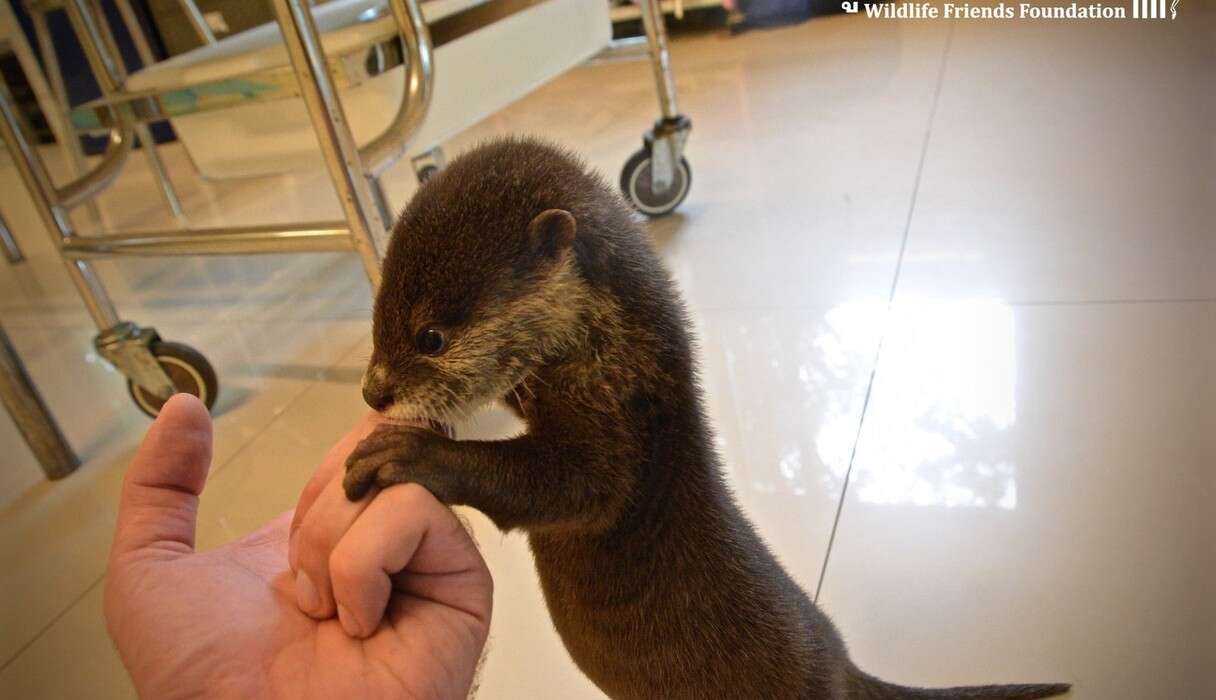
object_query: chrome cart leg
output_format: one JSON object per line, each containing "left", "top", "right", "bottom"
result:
{"left": 0, "top": 324, "right": 79, "bottom": 480}
{"left": 1, "top": 210, "right": 22, "bottom": 263}
{"left": 134, "top": 123, "right": 186, "bottom": 223}
{"left": 639, "top": 0, "right": 680, "bottom": 122}
{"left": 175, "top": 0, "right": 217, "bottom": 46}
{"left": 104, "top": 0, "right": 188, "bottom": 222}
{"left": 367, "top": 146, "right": 444, "bottom": 226}
{"left": 637, "top": 0, "right": 691, "bottom": 194}
{"left": 410, "top": 147, "right": 445, "bottom": 183}
{"left": 368, "top": 175, "right": 394, "bottom": 231}
{"left": 113, "top": 0, "right": 157, "bottom": 66}
{"left": 272, "top": 0, "right": 391, "bottom": 290}
{"left": 618, "top": 0, "right": 693, "bottom": 217}
{"left": 25, "top": 6, "right": 106, "bottom": 229}
{"left": 0, "top": 74, "right": 177, "bottom": 402}
{"left": 68, "top": 0, "right": 186, "bottom": 224}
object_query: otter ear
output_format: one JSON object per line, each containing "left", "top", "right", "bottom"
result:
{"left": 527, "top": 209, "right": 577, "bottom": 259}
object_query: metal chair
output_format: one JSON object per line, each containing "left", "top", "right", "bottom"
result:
{"left": 0, "top": 0, "right": 693, "bottom": 418}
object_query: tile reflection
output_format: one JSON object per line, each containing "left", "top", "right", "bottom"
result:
{"left": 696, "top": 306, "right": 884, "bottom": 501}
{"left": 842, "top": 299, "right": 1019, "bottom": 509}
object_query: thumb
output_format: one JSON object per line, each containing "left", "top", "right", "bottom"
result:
{"left": 110, "top": 393, "right": 213, "bottom": 561}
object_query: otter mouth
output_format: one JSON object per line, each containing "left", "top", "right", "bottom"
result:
{"left": 380, "top": 413, "right": 455, "bottom": 439}
{"left": 422, "top": 417, "right": 455, "bottom": 438}
{"left": 378, "top": 380, "right": 517, "bottom": 437}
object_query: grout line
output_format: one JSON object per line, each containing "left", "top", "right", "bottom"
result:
{"left": 812, "top": 339, "right": 884, "bottom": 603}
{"left": 813, "top": 20, "right": 956, "bottom": 603}
{"left": 202, "top": 330, "right": 371, "bottom": 484}
{"left": 1010, "top": 297, "right": 1216, "bottom": 308}
{"left": 0, "top": 329, "right": 371, "bottom": 673}
{"left": 880, "top": 25, "right": 955, "bottom": 308}
{"left": 667, "top": 296, "right": 1216, "bottom": 316}
{"left": 0, "top": 578, "right": 103, "bottom": 675}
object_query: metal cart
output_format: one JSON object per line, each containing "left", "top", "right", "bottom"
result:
{"left": 0, "top": 0, "right": 692, "bottom": 418}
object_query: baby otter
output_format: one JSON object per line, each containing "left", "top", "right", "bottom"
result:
{"left": 346, "top": 138, "right": 1069, "bottom": 699}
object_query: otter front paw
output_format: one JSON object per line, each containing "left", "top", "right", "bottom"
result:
{"left": 343, "top": 424, "right": 454, "bottom": 501}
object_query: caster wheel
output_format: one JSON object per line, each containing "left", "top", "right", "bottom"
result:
{"left": 416, "top": 164, "right": 440, "bottom": 183}
{"left": 127, "top": 341, "right": 219, "bottom": 418}
{"left": 620, "top": 148, "right": 691, "bottom": 217}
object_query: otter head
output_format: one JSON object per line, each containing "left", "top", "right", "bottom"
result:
{"left": 361, "top": 144, "right": 593, "bottom": 423}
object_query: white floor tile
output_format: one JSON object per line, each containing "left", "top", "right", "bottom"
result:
{"left": 0, "top": 582, "right": 135, "bottom": 699}
{"left": 895, "top": 17, "right": 1215, "bottom": 304}
{"left": 818, "top": 301, "right": 1216, "bottom": 699}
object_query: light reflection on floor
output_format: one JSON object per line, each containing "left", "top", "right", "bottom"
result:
{"left": 821, "top": 299, "right": 1018, "bottom": 510}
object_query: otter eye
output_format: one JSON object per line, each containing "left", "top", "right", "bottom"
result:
{"left": 416, "top": 327, "right": 447, "bottom": 356}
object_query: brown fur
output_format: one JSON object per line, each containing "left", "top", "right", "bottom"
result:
{"left": 347, "top": 137, "right": 1070, "bottom": 700}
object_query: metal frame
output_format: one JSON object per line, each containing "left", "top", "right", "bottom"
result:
{"left": 173, "top": 0, "right": 217, "bottom": 45}
{"left": 1, "top": 209, "right": 22, "bottom": 263}
{"left": 25, "top": 0, "right": 186, "bottom": 222}
{"left": 64, "top": 0, "right": 185, "bottom": 221}
{"left": 0, "top": 0, "right": 436, "bottom": 399}
{"left": 638, "top": 0, "right": 689, "bottom": 194}
{"left": 23, "top": 1, "right": 105, "bottom": 227}
{"left": 0, "top": 0, "right": 685, "bottom": 417}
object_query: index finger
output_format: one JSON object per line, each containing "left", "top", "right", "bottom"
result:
{"left": 328, "top": 483, "right": 492, "bottom": 639}
{"left": 289, "top": 410, "right": 385, "bottom": 555}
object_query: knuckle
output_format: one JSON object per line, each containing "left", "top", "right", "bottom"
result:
{"left": 327, "top": 547, "right": 359, "bottom": 589}
{"left": 296, "top": 523, "right": 332, "bottom": 565}
{"left": 393, "top": 481, "right": 433, "bottom": 506}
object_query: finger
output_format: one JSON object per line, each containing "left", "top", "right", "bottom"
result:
{"left": 289, "top": 411, "right": 386, "bottom": 569}
{"left": 110, "top": 393, "right": 213, "bottom": 561}
{"left": 328, "top": 484, "right": 492, "bottom": 639}
{"left": 292, "top": 473, "right": 371, "bottom": 619}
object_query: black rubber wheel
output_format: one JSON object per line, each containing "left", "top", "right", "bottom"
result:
{"left": 416, "top": 164, "right": 440, "bottom": 183}
{"left": 127, "top": 341, "right": 219, "bottom": 418}
{"left": 620, "top": 148, "right": 691, "bottom": 217}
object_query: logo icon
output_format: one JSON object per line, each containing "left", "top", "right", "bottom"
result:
{"left": 1132, "top": 0, "right": 1176, "bottom": 18}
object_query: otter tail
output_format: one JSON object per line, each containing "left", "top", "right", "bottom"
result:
{"left": 847, "top": 666, "right": 1070, "bottom": 700}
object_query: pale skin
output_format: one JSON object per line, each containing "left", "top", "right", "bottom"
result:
{"left": 104, "top": 394, "right": 492, "bottom": 699}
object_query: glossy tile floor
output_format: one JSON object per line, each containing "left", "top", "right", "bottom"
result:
{"left": 1, "top": 9, "right": 1213, "bottom": 699}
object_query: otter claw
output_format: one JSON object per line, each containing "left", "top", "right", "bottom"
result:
{"left": 342, "top": 455, "right": 414, "bottom": 500}
{"left": 342, "top": 426, "right": 445, "bottom": 501}
{"left": 342, "top": 460, "right": 379, "bottom": 501}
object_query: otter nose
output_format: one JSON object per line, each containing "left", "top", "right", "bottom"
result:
{"left": 362, "top": 382, "right": 394, "bottom": 411}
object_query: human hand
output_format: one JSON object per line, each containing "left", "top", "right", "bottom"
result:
{"left": 104, "top": 394, "right": 493, "bottom": 699}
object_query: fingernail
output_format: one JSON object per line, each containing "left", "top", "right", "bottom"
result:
{"left": 295, "top": 571, "right": 319, "bottom": 614}
{"left": 337, "top": 604, "right": 362, "bottom": 638}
